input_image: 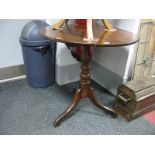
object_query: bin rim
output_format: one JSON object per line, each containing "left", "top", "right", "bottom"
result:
{"left": 19, "top": 37, "right": 54, "bottom": 46}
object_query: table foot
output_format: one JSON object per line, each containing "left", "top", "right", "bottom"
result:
{"left": 54, "top": 89, "right": 82, "bottom": 127}
{"left": 88, "top": 88, "right": 117, "bottom": 117}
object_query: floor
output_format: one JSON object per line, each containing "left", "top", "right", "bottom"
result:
{"left": 144, "top": 111, "right": 155, "bottom": 125}
{"left": 0, "top": 79, "right": 155, "bottom": 135}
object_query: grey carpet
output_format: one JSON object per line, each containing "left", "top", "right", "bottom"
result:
{"left": 0, "top": 79, "right": 155, "bottom": 135}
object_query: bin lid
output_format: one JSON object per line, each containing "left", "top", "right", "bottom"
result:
{"left": 20, "top": 20, "right": 52, "bottom": 46}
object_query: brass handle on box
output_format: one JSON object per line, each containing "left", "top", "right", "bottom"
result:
{"left": 118, "top": 93, "right": 131, "bottom": 103}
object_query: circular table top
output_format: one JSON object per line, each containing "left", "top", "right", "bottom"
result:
{"left": 41, "top": 24, "right": 139, "bottom": 47}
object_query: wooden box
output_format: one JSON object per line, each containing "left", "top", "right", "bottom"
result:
{"left": 115, "top": 78, "right": 155, "bottom": 121}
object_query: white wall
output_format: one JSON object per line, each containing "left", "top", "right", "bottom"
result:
{"left": 0, "top": 19, "right": 68, "bottom": 68}
{"left": 0, "top": 19, "right": 32, "bottom": 68}
{"left": 46, "top": 19, "right": 59, "bottom": 25}
{"left": 92, "top": 19, "right": 140, "bottom": 80}
{"left": 0, "top": 19, "right": 140, "bottom": 84}
{"left": 46, "top": 19, "right": 79, "bottom": 66}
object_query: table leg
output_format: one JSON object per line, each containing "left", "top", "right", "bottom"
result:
{"left": 54, "top": 89, "right": 82, "bottom": 127}
{"left": 88, "top": 87, "right": 117, "bottom": 117}
{"left": 53, "top": 46, "right": 117, "bottom": 127}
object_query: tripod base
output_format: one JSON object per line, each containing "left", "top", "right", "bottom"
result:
{"left": 54, "top": 46, "right": 117, "bottom": 127}
{"left": 54, "top": 87, "right": 117, "bottom": 127}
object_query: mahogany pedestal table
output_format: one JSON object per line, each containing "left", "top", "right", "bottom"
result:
{"left": 41, "top": 24, "right": 139, "bottom": 127}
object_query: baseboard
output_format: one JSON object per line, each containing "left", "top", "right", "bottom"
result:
{"left": 91, "top": 61, "right": 124, "bottom": 95}
{"left": 55, "top": 61, "right": 127, "bottom": 95}
{"left": 55, "top": 63, "right": 81, "bottom": 85}
{"left": 0, "top": 62, "right": 126, "bottom": 94}
{"left": 0, "top": 64, "right": 26, "bottom": 84}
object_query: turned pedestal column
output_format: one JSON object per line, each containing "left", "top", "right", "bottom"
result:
{"left": 54, "top": 46, "right": 116, "bottom": 127}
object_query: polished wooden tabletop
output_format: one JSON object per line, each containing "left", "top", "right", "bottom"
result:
{"left": 41, "top": 24, "right": 139, "bottom": 47}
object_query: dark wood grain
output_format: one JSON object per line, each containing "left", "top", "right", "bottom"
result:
{"left": 41, "top": 24, "right": 139, "bottom": 47}
{"left": 41, "top": 23, "right": 138, "bottom": 127}
{"left": 53, "top": 46, "right": 117, "bottom": 127}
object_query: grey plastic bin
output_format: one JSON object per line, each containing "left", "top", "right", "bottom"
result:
{"left": 19, "top": 20, "right": 55, "bottom": 88}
